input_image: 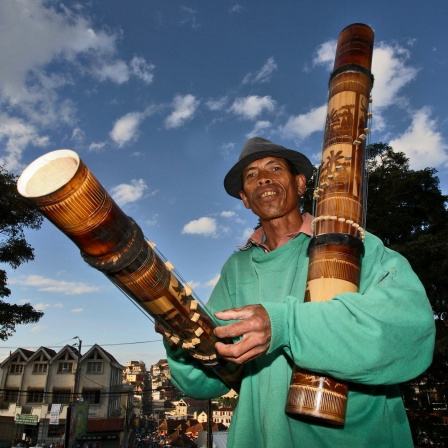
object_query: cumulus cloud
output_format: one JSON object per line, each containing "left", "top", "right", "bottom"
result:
{"left": 221, "top": 211, "right": 236, "bottom": 218}
{"left": 110, "top": 112, "right": 145, "bottom": 147}
{"left": 0, "top": 114, "right": 49, "bottom": 171}
{"left": 182, "top": 217, "right": 217, "bottom": 236}
{"left": 10, "top": 275, "right": 99, "bottom": 295}
{"left": 110, "top": 179, "right": 150, "bottom": 206}
{"left": 247, "top": 120, "right": 272, "bottom": 138}
{"left": 229, "top": 95, "right": 276, "bottom": 120}
{"left": 129, "top": 56, "right": 156, "bottom": 84}
{"left": 389, "top": 107, "right": 448, "bottom": 170}
{"left": 0, "top": 0, "right": 154, "bottom": 168}
{"left": 309, "top": 40, "right": 337, "bottom": 71}
{"left": 371, "top": 42, "right": 419, "bottom": 110}
{"left": 165, "top": 94, "right": 200, "bottom": 129}
{"left": 242, "top": 57, "right": 278, "bottom": 84}
{"left": 279, "top": 105, "right": 327, "bottom": 141}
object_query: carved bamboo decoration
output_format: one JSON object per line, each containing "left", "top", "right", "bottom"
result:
{"left": 285, "top": 23, "right": 374, "bottom": 425}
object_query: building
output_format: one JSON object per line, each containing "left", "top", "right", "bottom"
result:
{"left": 0, "top": 344, "right": 132, "bottom": 448}
{"left": 122, "top": 361, "right": 147, "bottom": 422}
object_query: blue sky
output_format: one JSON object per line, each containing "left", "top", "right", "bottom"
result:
{"left": 1, "top": 0, "right": 447, "bottom": 368}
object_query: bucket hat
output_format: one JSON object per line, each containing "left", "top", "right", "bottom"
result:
{"left": 224, "top": 137, "right": 313, "bottom": 198}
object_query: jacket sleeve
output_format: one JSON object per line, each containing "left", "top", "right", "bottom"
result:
{"left": 264, "top": 233, "right": 436, "bottom": 385}
{"left": 164, "top": 341, "right": 230, "bottom": 399}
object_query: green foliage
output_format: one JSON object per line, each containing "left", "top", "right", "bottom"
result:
{"left": 367, "top": 143, "right": 448, "bottom": 447}
{"left": 0, "top": 167, "right": 44, "bottom": 340}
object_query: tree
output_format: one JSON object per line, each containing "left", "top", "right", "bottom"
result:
{"left": 0, "top": 166, "right": 44, "bottom": 340}
{"left": 366, "top": 143, "right": 448, "bottom": 447}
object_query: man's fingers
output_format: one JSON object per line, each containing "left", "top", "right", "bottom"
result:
{"left": 215, "top": 338, "right": 268, "bottom": 364}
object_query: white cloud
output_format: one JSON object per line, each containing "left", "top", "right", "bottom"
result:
{"left": 221, "top": 211, "right": 236, "bottom": 218}
{"left": 0, "top": 1, "right": 116, "bottom": 110}
{"left": 241, "top": 227, "right": 254, "bottom": 241}
{"left": 71, "top": 308, "right": 84, "bottom": 313}
{"left": 110, "top": 179, "right": 149, "bottom": 206}
{"left": 31, "top": 325, "right": 48, "bottom": 333}
{"left": 0, "top": 114, "right": 49, "bottom": 171}
{"left": 206, "top": 274, "right": 220, "bottom": 288}
{"left": 10, "top": 274, "right": 99, "bottom": 295}
{"left": 229, "top": 96, "right": 276, "bottom": 120}
{"left": 371, "top": 42, "right": 419, "bottom": 110}
{"left": 247, "top": 120, "right": 272, "bottom": 138}
{"left": 34, "top": 303, "right": 51, "bottom": 311}
{"left": 89, "top": 141, "right": 107, "bottom": 152}
{"left": 230, "top": 4, "right": 245, "bottom": 13}
{"left": 94, "top": 60, "right": 130, "bottom": 84}
{"left": 129, "top": 56, "right": 155, "bottom": 84}
{"left": 243, "top": 57, "right": 278, "bottom": 84}
{"left": 110, "top": 112, "right": 145, "bottom": 147}
{"left": 186, "top": 280, "right": 201, "bottom": 290}
{"left": 206, "top": 96, "right": 228, "bottom": 111}
{"left": 0, "top": 1, "right": 155, "bottom": 169}
{"left": 71, "top": 127, "right": 84, "bottom": 143}
{"left": 165, "top": 94, "right": 200, "bottom": 129}
{"left": 279, "top": 105, "right": 327, "bottom": 141}
{"left": 310, "top": 40, "right": 337, "bottom": 71}
{"left": 182, "top": 217, "right": 217, "bottom": 236}
{"left": 389, "top": 107, "right": 448, "bottom": 170}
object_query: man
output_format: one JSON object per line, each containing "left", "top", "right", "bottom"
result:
{"left": 163, "top": 137, "right": 435, "bottom": 447}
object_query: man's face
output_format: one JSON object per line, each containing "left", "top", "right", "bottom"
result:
{"left": 239, "top": 156, "right": 306, "bottom": 221}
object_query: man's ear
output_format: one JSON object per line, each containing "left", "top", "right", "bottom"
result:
{"left": 296, "top": 174, "right": 307, "bottom": 196}
{"left": 239, "top": 190, "right": 250, "bottom": 209}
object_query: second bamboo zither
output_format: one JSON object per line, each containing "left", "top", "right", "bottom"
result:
{"left": 285, "top": 23, "right": 375, "bottom": 425}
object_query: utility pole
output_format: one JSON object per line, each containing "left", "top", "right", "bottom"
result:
{"left": 73, "top": 337, "right": 82, "bottom": 400}
{"left": 207, "top": 399, "right": 213, "bottom": 448}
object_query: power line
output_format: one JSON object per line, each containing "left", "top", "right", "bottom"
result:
{"left": 1, "top": 339, "right": 162, "bottom": 350}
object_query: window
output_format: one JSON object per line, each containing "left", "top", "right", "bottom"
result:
{"left": 87, "top": 362, "right": 103, "bottom": 374}
{"left": 9, "top": 364, "right": 23, "bottom": 374}
{"left": 82, "top": 389, "right": 101, "bottom": 404}
{"left": 53, "top": 389, "right": 71, "bottom": 404}
{"left": 5, "top": 389, "right": 19, "bottom": 402}
{"left": 27, "top": 389, "right": 44, "bottom": 403}
{"left": 33, "top": 363, "right": 48, "bottom": 374}
{"left": 57, "top": 362, "right": 73, "bottom": 373}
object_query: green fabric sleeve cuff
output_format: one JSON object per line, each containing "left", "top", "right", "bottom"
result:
{"left": 262, "top": 301, "right": 290, "bottom": 354}
{"left": 163, "top": 339, "right": 190, "bottom": 362}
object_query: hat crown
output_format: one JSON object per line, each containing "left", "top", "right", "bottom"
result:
{"left": 238, "top": 137, "right": 273, "bottom": 161}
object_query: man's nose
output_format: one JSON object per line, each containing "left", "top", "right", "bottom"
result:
{"left": 257, "top": 176, "right": 272, "bottom": 186}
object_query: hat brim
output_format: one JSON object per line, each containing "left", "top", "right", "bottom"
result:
{"left": 224, "top": 148, "right": 314, "bottom": 199}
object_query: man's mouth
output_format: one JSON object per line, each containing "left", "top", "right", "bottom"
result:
{"left": 260, "top": 190, "right": 277, "bottom": 198}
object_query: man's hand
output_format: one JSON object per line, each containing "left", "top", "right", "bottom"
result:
{"left": 213, "top": 304, "right": 271, "bottom": 364}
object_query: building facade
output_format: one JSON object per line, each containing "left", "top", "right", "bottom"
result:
{"left": 0, "top": 344, "right": 132, "bottom": 448}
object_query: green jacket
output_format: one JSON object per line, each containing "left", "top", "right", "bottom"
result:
{"left": 165, "top": 231, "right": 435, "bottom": 447}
